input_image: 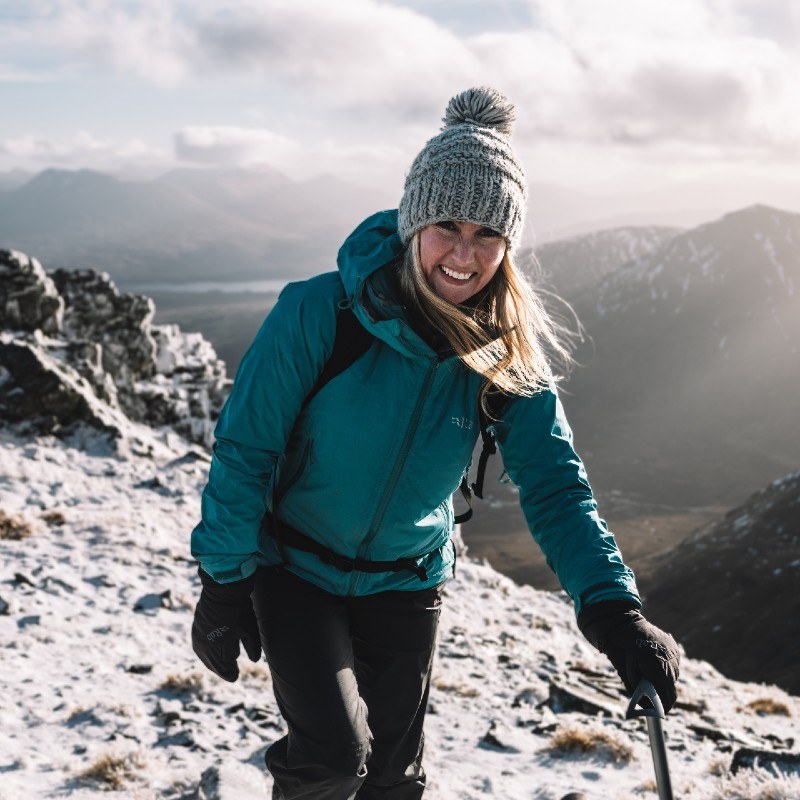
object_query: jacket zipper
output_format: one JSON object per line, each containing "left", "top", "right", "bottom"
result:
{"left": 348, "top": 358, "right": 439, "bottom": 592}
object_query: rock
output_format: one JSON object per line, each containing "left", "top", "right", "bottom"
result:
{"left": 157, "top": 729, "right": 197, "bottom": 748}
{"left": 731, "top": 747, "right": 800, "bottom": 777}
{"left": 0, "top": 595, "right": 14, "bottom": 615}
{"left": 480, "top": 720, "right": 532, "bottom": 753}
{"left": 547, "top": 673, "right": 622, "bottom": 718}
{"left": 0, "top": 338, "right": 127, "bottom": 440}
{"left": 16, "top": 615, "right": 41, "bottom": 629}
{"left": 133, "top": 590, "right": 173, "bottom": 613}
{"left": 0, "top": 251, "right": 63, "bottom": 334}
{"left": 126, "top": 663, "right": 153, "bottom": 674}
{"left": 1, "top": 252, "right": 231, "bottom": 448}
{"left": 197, "top": 761, "right": 267, "bottom": 800}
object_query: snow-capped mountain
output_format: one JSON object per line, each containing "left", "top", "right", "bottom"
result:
{"left": 561, "top": 204, "right": 800, "bottom": 509}
{"left": 2, "top": 247, "right": 800, "bottom": 799}
{"left": 531, "top": 225, "right": 681, "bottom": 300}
{"left": 642, "top": 468, "right": 800, "bottom": 696}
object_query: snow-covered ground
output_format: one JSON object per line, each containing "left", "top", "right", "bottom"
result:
{"left": 1, "top": 425, "right": 798, "bottom": 800}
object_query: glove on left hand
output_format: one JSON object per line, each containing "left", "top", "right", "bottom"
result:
{"left": 577, "top": 600, "right": 680, "bottom": 713}
{"left": 191, "top": 568, "right": 262, "bottom": 682}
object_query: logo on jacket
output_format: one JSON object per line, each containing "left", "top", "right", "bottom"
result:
{"left": 451, "top": 416, "right": 473, "bottom": 430}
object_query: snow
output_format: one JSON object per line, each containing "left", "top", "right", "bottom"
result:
{"left": 1, "top": 427, "right": 799, "bottom": 799}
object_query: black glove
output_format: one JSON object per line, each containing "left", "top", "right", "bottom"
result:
{"left": 191, "top": 568, "right": 262, "bottom": 682}
{"left": 577, "top": 600, "right": 680, "bottom": 712}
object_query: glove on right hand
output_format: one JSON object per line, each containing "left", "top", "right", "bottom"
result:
{"left": 577, "top": 600, "right": 680, "bottom": 713}
{"left": 191, "top": 568, "right": 262, "bottom": 682}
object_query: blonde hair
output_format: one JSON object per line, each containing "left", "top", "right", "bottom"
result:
{"left": 399, "top": 232, "right": 577, "bottom": 416}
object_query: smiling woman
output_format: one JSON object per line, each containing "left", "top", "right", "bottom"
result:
{"left": 189, "top": 86, "right": 681, "bottom": 800}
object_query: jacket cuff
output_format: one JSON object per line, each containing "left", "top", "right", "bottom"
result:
{"left": 198, "top": 565, "right": 256, "bottom": 600}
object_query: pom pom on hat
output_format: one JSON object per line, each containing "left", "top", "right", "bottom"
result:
{"left": 442, "top": 86, "right": 516, "bottom": 136}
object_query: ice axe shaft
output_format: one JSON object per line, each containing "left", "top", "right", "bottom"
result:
{"left": 626, "top": 679, "right": 675, "bottom": 800}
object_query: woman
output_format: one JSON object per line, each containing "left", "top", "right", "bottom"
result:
{"left": 190, "top": 87, "right": 680, "bottom": 800}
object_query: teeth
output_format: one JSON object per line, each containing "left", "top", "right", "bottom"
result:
{"left": 440, "top": 265, "right": 473, "bottom": 281}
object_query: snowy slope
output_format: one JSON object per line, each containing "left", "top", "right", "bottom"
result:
{"left": 1, "top": 427, "right": 799, "bottom": 800}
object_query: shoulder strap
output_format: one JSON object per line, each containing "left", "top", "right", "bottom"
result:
{"left": 453, "top": 389, "right": 512, "bottom": 524}
{"left": 302, "top": 306, "right": 373, "bottom": 408}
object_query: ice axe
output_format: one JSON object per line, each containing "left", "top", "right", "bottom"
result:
{"left": 626, "top": 679, "right": 674, "bottom": 800}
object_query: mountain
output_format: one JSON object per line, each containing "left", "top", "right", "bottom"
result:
{"left": 0, "top": 168, "right": 387, "bottom": 285}
{"left": 641, "top": 468, "right": 800, "bottom": 695}
{"left": 461, "top": 206, "right": 799, "bottom": 595}
{"left": 561, "top": 204, "right": 800, "bottom": 508}
{"left": 0, "top": 168, "right": 32, "bottom": 193}
{"left": 532, "top": 225, "right": 682, "bottom": 299}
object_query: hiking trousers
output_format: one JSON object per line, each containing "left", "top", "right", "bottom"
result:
{"left": 252, "top": 566, "right": 443, "bottom": 800}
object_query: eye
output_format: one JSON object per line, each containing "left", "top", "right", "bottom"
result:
{"left": 478, "top": 227, "right": 502, "bottom": 239}
{"left": 435, "top": 220, "right": 458, "bottom": 232}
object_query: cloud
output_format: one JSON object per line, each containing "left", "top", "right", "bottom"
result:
{"left": 175, "top": 127, "right": 302, "bottom": 166}
{"left": 0, "top": 131, "right": 167, "bottom": 167}
{"left": 4, "top": 0, "right": 800, "bottom": 163}
{"left": 174, "top": 125, "right": 404, "bottom": 182}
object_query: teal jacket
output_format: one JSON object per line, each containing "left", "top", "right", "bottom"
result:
{"left": 191, "top": 210, "right": 640, "bottom": 614}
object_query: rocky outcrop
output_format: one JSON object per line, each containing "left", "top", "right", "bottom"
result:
{"left": 0, "top": 249, "right": 230, "bottom": 447}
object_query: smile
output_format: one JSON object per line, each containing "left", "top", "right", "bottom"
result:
{"left": 440, "top": 264, "right": 474, "bottom": 281}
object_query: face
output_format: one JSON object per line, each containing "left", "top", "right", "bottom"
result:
{"left": 418, "top": 220, "right": 506, "bottom": 305}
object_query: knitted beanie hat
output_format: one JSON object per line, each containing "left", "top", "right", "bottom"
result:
{"left": 398, "top": 86, "right": 527, "bottom": 251}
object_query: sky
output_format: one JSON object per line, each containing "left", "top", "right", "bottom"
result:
{"left": 1, "top": 0, "right": 799, "bottom": 218}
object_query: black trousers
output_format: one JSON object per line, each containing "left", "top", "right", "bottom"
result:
{"left": 252, "top": 566, "right": 442, "bottom": 800}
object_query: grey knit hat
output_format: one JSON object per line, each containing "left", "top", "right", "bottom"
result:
{"left": 398, "top": 86, "right": 527, "bottom": 251}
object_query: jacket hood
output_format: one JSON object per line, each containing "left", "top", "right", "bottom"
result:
{"left": 337, "top": 209, "right": 444, "bottom": 360}
{"left": 336, "top": 209, "right": 404, "bottom": 297}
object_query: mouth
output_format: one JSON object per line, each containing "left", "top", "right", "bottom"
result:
{"left": 439, "top": 264, "right": 475, "bottom": 282}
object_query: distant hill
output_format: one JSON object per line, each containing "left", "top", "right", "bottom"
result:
{"left": 641, "top": 468, "right": 800, "bottom": 695}
{"left": 0, "top": 167, "right": 387, "bottom": 284}
{"left": 0, "top": 168, "right": 32, "bottom": 193}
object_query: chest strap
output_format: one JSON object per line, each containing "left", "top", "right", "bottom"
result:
{"left": 269, "top": 516, "right": 431, "bottom": 582}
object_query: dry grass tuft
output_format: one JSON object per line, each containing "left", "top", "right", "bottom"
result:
{"left": 158, "top": 671, "right": 204, "bottom": 694}
{"left": 76, "top": 750, "right": 145, "bottom": 789}
{"left": 744, "top": 698, "right": 791, "bottom": 717}
{"left": 41, "top": 509, "right": 66, "bottom": 526}
{"left": 0, "top": 508, "right": 37, "bottom": 540}
{"left": 239, "top": 661, "right": 271, "bottom": 685}
{"left": 431, "top": 678, "right": 480, "bottom": 698}
{"left": 548, "top": 723, "right": 634, "bottom": 764}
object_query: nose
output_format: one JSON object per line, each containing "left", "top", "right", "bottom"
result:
{"left": 451, "top": 235, "right": 475, "bottom": 267}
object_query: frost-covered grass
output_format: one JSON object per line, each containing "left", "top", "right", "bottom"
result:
{"left": 0, "top": 507, "right": 38, "bottom": 540}
{"left": 703, "top": 766, "right": 800, "bottom": 800}
{"left": 1, "top": 427, "right": 799, "bottom": 800}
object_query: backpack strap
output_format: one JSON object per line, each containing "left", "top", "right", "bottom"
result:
{"left": 303, "top": 304, "right": 373, "bottom": 408}
{"left": 453, "top": 388, "right": 510, "bottom": 524}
